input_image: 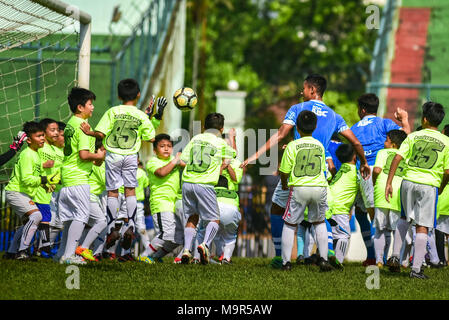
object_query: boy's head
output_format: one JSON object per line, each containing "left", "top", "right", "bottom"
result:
{"left": 39, "top": 118, "right": 59, "bottom": 144}
{"left": 118, "top": 78, "right": 140, "bottom": 103}
{"left": 23, "top": 121, "right": 45, "bottom": 150}
{"left": 153, "top": 133, "right": 173, "bottom": 159}
{"left": 302, "top": 74, "right": 326, "bottom": 101}
{"left": 68, "top": 87, "right": 96, "bottom": 118}
{"left": 443, "top": 124, "right": 449, "bottom": 137}
{"left": 204, "top": 113, "right": 225, "bottom": 133}
{"left": 55, "top": 121, "right": 66, "bottom": 148}
{"left": 335, "top": 143, "right": 356, "bottom": 164}
{"left": 385, "top": 129, "right": 407, "bottom": 149}
{"left": 95, "top": 137, "right": 104, "bottom": 152}
{"left": 422, "top": 101, "right": 445, "bottom": 128}
{"left": 296, "top": 110, "right": 317, "bottom": 135}
{"left": 357, "top": 93, "right": 379, "bottom": 118}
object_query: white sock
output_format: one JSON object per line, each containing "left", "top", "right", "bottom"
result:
{"left": 392, "top": 218, "right": 409, "bottom": 258}
{"left": 19, "top": 211, "right": 42, "bottom": 251}
{"left": 145, "top": 236, "right": 165, "bottom": 256}
{"left": 412, "top": 232, "right": 428, "bottom": 273}
{"left": 49, "top": 226, "right": 62, "bottom": 246}
{"left": 183, "top": 227, "right": 197, "bottom": 252}
{"left": 223, "top": 242, "right": 236, "bottom": 260}
{"left": 7, "top": 226, "right": 23, "bottom": 254}
{"left": 384, "top": 231, "right": 392, "bottom": 262}
{"left": 427, "top": 230, "right": 440, "bottom": 264}
{"left": 314, "top": 222, "right": 328, "bottom": 260}
{"left": 374, "top": 229, "right": 386, "bottom": 264}
{"left": 107, "top": 196, "right": 119, "bottom": 222}
{"left": 63, "top": 220, "right": 85, "bottom": 258}
{"left": 125, "top": 195, "right": 137, "bottom": 229}
{"left": 335, "top": 238, "right": 349, "bottom": 263}
{"left": 204, "top": 221, "right": 219, "bottom": 248}
{"left": 92, "top": 228, "right": 107, "bottom": 256}
{"left": 56, "top": 221, "right": 71, "bottom": 260}
{"left": 281, "top": 223, "right": 295, "bottom": 265}
{"left": 82, "top": 220, "right": 107, "bottom": 249}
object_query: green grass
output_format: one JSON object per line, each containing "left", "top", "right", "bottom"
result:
{"left": 1, "top": 256, "right": 448, "bottom": 300}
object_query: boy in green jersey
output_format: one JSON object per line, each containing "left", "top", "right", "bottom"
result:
{"left": 279, "top": 110, "right": 333, "bottom": 271}
{"left": 386, "top": 102, "right": 449, "bottom": 279}
{"left": 372, "top": 130, "right": 407, "bottom": 267}
{"left": 5, "top": 121, "right": 49, "bottom": 260}
{"left": 58, "top": 87, "right": 106, "bottom": 265}
{"left": 327, "top": 144, "right": 359, "bottom": 265}
{"left": 139, "top": 134, "right": 183, "bottom": 263}
{"left": 81, "top": 79, "right": 165, "bottom": 252}
{"left": 180, "top": 113, "right": 236, "bottom": 265}
{"left": 34, "top": 118, "right": 64, "bottom": 256}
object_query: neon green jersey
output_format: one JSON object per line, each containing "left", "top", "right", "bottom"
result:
{"left": 89, "top": 162, "right": 106, "bottom": 196}
{"left": 279, "top": 136, "right": 327, "bottom": 187}
{"left": 61, "top": 116, "right": 95, "bottom": 187}
{"left": 437, "top": 186, "right": 449, "bottom": 218}
{"left": 147, "top": 155, "right": 180, "bottom": 214}
{"left": 34, "top": 143, "right": 64, "bottom": 204}
{"left": 136, "top": 167, "right": 149, "bottom": 201}
{"left": 95, "top": 105, "right": 155, "bottom": 156}
{"left": 222, "top": 158, "right": 243, "bottom": 191}
{"left": 398, "top": 129, "right": 449, "bottom": 188}
{"left": 181, "top": 133, "right": 236, "bottom": 185}
{"left": 215, "top": 186, "right": 239, "bottom": 208}
{"left": 328, "top": 163, "right": 359, "bottom": 215}
{"left": 373, "top": 148, "right": 406, "bottom": 211}
{"left": 54, "top": 146, "right": 64, "bottom": 193}
{"left": 5, "top": 146, "right": 42, "bottom": 198}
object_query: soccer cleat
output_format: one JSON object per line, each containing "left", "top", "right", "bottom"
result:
{"left": 15, "top": 250, "right": 31, "bottom": 261}
{"left": 329, "top": 255, "right": 344, "bottom": 270}
{"left": 218, "top": 253, "right": 224, "bottom": 263}
{"left": 296, "top": 255, "right": 305, "bottom": 265}
{"left": 173, "top": 257, "right": 182, "bottom": 264}
{"left": 120, "top": 226, "right": 135, "bottom": 250}
{"left": 75, "top": 246, "right": 96, "bottom": 262}
{"left": 181, "top": 249, "right": 192, "bottom": 264}
{"left": 362, "top": 258, "right": 376, "bottom": 267}
{"left": 270, "top": 256, "right": 283, "bottom": 269}
{"left": 318, "top": 257, "right": 334, "bottom": 272}
{"left": 102, "top": 252, "right": 116, "bottom": 261}
{"left": 304, "top": 254, "right": 319, "bottom": 266}
{"left": 191, "top": 258, "right": 200, "bottom": 264}
{"left": 2, "top": 252, "right": 17, "bottom": 260}
{"left": 105, "top": 230, "right": 121, "bottom": 249}
{"left": 60, "top": 255, "right": 87, "bottom": 265}
{"left": 282, "top": 261, "right": 292, "bottom": 271}
{"left": 137, "top": 255, "right": 154, "bottom": 264}
{"left": 93, "top": 253, "right": 102, "bottom": 262}
{"left": 221, "top": 258, "right": 232, "bottom": 265}
{"left": 118, "top": 253, "right": 135, "bottom": 262}
{"left": 377, "top": 262, "right": 384, "bottom": 268}
{"left": 387, "top": 256, "right": 401, "bottom": 273}
{"left": 197, "top": 243, "right": 210, "bottom": 265}
{"left": 410, "top": 269, "right": 429, "bottom": 279}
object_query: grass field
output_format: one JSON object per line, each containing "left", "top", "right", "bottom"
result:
{"left": 1, "top": 255, "right": 449, "bottom": 300}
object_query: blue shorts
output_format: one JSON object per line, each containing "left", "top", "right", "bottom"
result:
{"left": 36, "top": 203, "right": 52, "bottom": 223}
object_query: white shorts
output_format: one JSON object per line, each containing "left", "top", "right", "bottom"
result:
{"left": 283, "top": 186, "right": 327, "bottom": 224}
{"left": 374, "top": 207, "right": 400, "bottom": 231}
{"left": 356, "top": 165, "right": 374, "bottom": 210}
{"left": 105, "top": 152, "right": 138, "bottom": 191}
{"left": 49, "top": 192, "right": 63, "bottom": 229}
{"left": 6, "top": 191, "right": 39, "bottom": 218}
{"left": 436, "top": 215, "right": 449, "bottom": 235}
{"left": 400, "top": 179, "right": 438, "bottom": 229}
{"left": 152, "top": 211, "right": 184, "bottom": 244}
{"left": 182, "top": 182, "right": 219, "bottom": 221}
{"left": 331, "top": 214, "right": 351, "bottom": 240}
{"left": 272, "top": 180, "right": 290, "bottom": 209}
{"left": 88, "top": 192, "right": 107, "bottom": 227}
{"left": 218, "top": 202, "right": 241, "bottom": 245}
{"left": 59, "top": 184, "right": 91, "bottom": 224}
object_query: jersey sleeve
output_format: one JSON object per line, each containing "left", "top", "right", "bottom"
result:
{"left": 221, "top": 143, "right": 237, "bottom": 159}
{"left": 383, "top": 118, "right": 401, "bottom": 133}
{"left": 279, "top": 142, "right": 295, "bottom": 174}
{"left": 325, "top": 149, "right": 332, "bottom": 160}
{"left": 95, "top": 109, "right": 112, "bottom": 136}
{"left": 283, "top": 104, "right": 300, "bottom": 126}
{"left": 397, "top": 135, "right": 412, "bottom": 159}
{"left": 78, "top": 126, "right": 94, "bottom": 151}
{"left": 180, "top": 140, "right": 193, "bottom": 164}
{"left": 374, "top": 149, "right": 386, "bottom": 169}
{"left": 335, "top": 113, "right": 349, "bottom": 133}
{"left": 140, "top": 116, "right": 156, "bottom": 141}
{"left": 146, "top": 158, "right": 163, "bottom": 175}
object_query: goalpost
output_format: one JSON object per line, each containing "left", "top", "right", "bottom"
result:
{"left": 0, "top": 0, "right": 91, "bottom": 181}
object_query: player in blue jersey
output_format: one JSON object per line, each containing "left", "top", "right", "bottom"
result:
{"left": 351, "top": 93, "right": 410, "bottom": 266}
{"left": 241, "top": 74, "right": 370, "bottom": 268}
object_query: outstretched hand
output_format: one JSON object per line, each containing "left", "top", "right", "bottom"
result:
{"left": 145, "top": 95, "right": 156, "bottom": 119}
{"left": 154, "top": 96, "right": 168, "bottom": 120}
{"left": 80, "top": 122, "right": 94, "bottom": 137}
{"left": 10, "top": 131, "right": 27, "bottom": 151}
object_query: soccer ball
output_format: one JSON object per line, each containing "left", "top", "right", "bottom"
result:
{"left": 173, "top": 87, "right": 198, "bottom": 111}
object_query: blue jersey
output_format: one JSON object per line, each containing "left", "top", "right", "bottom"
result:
{"left": 283, "top": 100, "right": 349, "bottom": 153}
{"left": 350, "top": 115, "right": 401, "bottom": 166}
{"left": 328, "top": 140, "right": 342, "bottom": 172}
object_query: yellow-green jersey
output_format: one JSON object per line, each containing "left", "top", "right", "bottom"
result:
{"left": 222, "top": 158, "right": 243, "bottom": 192}
{"left": 54, "top": 146, "right": 64, "bottom": 193}
{"left": 62, "top": 115, "right": 95, "bottom": 187}
{"left": 89, "top": 163, "right": 106, "bottom": 196}
{"left": 5, "top": 146, "right": 42, "bottom": 198}
{"left": 215, "top": 186, "right": 239, "bottom": 208}
{"left": 181, "top": 133, "right": 236, "bottom": 185}
{"left": 136, "top": 167, "right": 149, "bottom": 201}
{"left": 398, "top": 128, "right": 449, "bottom": 188}
{"left": 437, "top": 187, "right": 449, "bottom": 218}
{"left": 95, "top": 105, "right": 155, "bottom": 156}
{"left": 328, "top": 163, "right": 359, "bottom": 215}
{"left": 147, "top": 155, "right": 180, "bottom": 214}
{"left": 373, "top": 148, "right": 406, "bottom": 211}
{"left": 279, "top": 136, "right": 327, "bottom": 187}
{"left": 34, "top": 142, "right": 64, "bottom": 204}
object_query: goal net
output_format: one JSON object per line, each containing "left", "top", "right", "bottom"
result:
{"left": 0, "top": 0, "right": 87, "bottom": 182}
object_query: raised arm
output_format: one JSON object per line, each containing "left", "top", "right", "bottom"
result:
{"left": 385, "top": 154, "right": 403, "bottom": 202}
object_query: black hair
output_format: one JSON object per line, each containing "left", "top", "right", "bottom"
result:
{"left": 204, "top": 113, "right": 225, "bottom": 131}
{"left": 335, "top": 143, "right": 355, "bottom": 164}
{"left": 422, "top": 101, "right": 445, "bottom": 127}
{"left": 57, "top": 121, "right": 66, "bottom": 131}
{"left": 443, "top": 124, "right": 449, "bottom": 137}
{"left": 216, "top": 175, "right": 229, "bottom": 189}
{"left": 68, "top": 87, "right": 96, "bottom": 114}
{"left": 118, "top": 78, "right": 140, "bottom": 102}
{"left": 305, "top": 74, "right": 327, "bottom": 96}
{"left": 357, "top": 93, "right": 379, "bottom": 114}
{"left": 23, "top": 121, "right": 44, "bottom": 136}
{"left": 296, "top": 110, "right": 317, "bottom": 134}
{"left": 331, "top": 132, "right": 341, "bottom": 142}
{"left": 39, "top": 118, "right": 58, "bottom": 130}
{"left": 95, "top": 137, "right": 103, "bottom": 151}
{"left": 153, "top": 133, "right": 173, "bottom": 149}
{"left": 386, "top": 129, "right": 407, "bottom": 148}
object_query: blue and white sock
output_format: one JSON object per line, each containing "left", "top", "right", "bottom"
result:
{"left": 356, "top": 212, "right": 375, "bottom": 259}
{"left": 296, "top": 224, "right": 305, "bottom": 257}
{"left": 270, "top": 214, "right": 284, "bottom": 257}
{"left": 325, "top": 219, "right": 335, "bottom": 256}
